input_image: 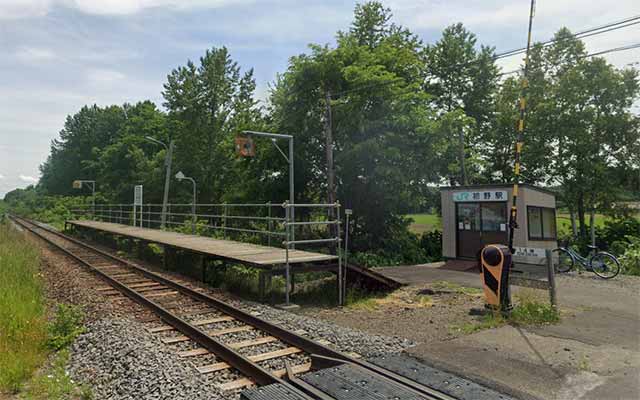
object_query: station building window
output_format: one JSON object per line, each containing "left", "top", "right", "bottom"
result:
{"left": 527, "top": 206, "right": 556, "bottom": 240}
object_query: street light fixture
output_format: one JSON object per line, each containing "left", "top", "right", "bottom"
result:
{"left": 175, "top": 171, "right": 196, "bottom": 234}
{"left": 239, "top": 130, "right": 295, "bottom": 247}
{"left": 145, "top": 136, "right": 175, "bottom": 229}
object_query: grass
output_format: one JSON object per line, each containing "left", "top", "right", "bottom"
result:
{"left": 450, "top": 311, "right": 506, "bottom": 335}
{"left": 449, "top": 288, "right": 560, "bottom": 335}
{"left": 431, "top": 280, "right": 483, "bottom": 296}
{"left": 406, "top": 213, "right": 442, "bottom": 234}
{"left": 0, "top": 223, "right": 88, "bottom": 397}
{"left": 407, "top": 212, "right": 639, "bottom": 236}
{"left": 556, "top": 213, "right": 609, "bottom": 233}
{"left": 21, "top": 349, "right": 93, "bottom": 400}
{"left": 0, "top": 224, "right": 48, "bottom": 393}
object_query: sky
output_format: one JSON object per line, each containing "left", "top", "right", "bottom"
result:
{"left": 1, "top": 0, "right": 638, "bottom": 198}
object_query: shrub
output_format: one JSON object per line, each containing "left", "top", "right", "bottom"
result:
{"left": 46, "top": 304, "right": 85, "bottom": 351}
{"left": 619, "top": 236, "right": 640, "bottom": 276}
{"left": 420, "top": 230, "right": 442, "bottom": 261}
{"left": 596, "top": 217, "right": 640, "bottom": 255}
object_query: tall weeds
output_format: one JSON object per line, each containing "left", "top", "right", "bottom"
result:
{"left": 0, "top": 224, "right": 47, "bottom": 393}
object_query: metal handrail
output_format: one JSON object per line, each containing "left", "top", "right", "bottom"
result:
{"left": 70, "top": 200, "right": 345, "bottom": 306}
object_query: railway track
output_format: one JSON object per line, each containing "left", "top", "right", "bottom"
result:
{"left": 11, "top": 215, "right": 460, "bottom": 400}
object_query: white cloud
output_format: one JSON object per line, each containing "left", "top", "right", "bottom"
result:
{"left": 0, "top": 0, "right": 254, "bottom": 19}
{"left": 19, "top": 175, "right": 39, "bottom": 183}
{"left": 0, "top": 0, "right": 52, "bottom": 19}
{"left": 86, "top": 68, "right": 126, "bottom": 84}
{"left": 0, "top": 173, "right": 4, "bottom": 179}
{"left": 15, "top": 46, "right": 57, "bottom": 63}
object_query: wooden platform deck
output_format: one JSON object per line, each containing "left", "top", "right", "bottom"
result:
{"left": 67, "top": 220, "right": 337, "bottom": 267}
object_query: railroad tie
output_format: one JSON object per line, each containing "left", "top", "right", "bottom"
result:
{"left": 218, "top": 363, "right": 312, "bottom": 391}
{"left": 197, "top": 347, "right": 303, "bottom": 374}
{"left": 162, "top": 325, "right": 254, "bottom": 344}
{"left": 178, "top": 336, "right": 279, "bottom": 357}
{"left": 148, "top": 316, "right": 234, "bottom": 333}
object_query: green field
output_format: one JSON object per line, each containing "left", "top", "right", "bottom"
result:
{"left": 406, "top": 213, "right": 442, "bottom": 234}
{"left": 407, "top": 212, "right": 638, "bottom": 235}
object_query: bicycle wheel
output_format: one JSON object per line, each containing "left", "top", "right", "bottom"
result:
{"left": 553, "top": 248, "right": 574, "bottom": 273}
{"left": 590, "top": 252, "right": 621, "bottom": 279}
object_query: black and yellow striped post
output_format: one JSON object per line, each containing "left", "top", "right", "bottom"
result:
{"left": 480, "top": 244, "right": 513, "bottom": 311}
{"left": 508, "top": 0, "right": 536, "bottom": 254}
{"left": 481, "top": 0, "right": 536, "bottom": 311}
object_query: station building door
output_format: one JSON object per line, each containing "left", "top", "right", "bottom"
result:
{"left": 456, "top": 202, "right": 508, "bottom": 259}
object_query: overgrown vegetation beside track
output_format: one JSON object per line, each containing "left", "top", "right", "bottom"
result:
{"left": 0, "top": 223, "right": 89, "bottom": 397}
{"left": 0, "top": 223, "right": 48, "bottom": 392}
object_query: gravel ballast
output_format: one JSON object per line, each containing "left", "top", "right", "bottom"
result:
{"left": 69, "top": 317, "right": 227, "bottom": 400}
{"left": 27, "top": 226, "right": 416, "bottom": 399}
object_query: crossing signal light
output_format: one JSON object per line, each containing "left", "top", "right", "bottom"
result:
{"left": 235, "top": 136, "right": 255, "bottom": 157}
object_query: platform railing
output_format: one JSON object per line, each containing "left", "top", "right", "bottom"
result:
{"left": 282, "top": 201, "right": 343, "bottom": 306}
{"left": 71, "top": 201, "right": 344, "bottom": 305}
{"left": 71, "top": 203, "right": 288, "bottom": 244}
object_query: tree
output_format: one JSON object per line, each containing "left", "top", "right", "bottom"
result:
{"left": 425, "top": 23, "right": 499, "bottom": 185}
{"left": 516, "top": 29, "right": 640, "bottom": 236}
{"left": 162, "top": 47, "right": 262, "bottom": 204}
{"left": 268, "top": 2, "right": 437, "bottom": 250}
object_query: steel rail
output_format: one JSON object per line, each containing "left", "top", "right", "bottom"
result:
{"left": 12, "top": 215, "right": 454, "bottom": 400}
{"left": 10, "top": 215, "right": 315, "bottom": 399}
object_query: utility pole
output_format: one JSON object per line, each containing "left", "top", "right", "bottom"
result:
{"left": 145, "top": 136, "right": 174, "bottom": 228}
{"left": 458, "top": 123, "right": 468, "bottom": 185}
{"left": 324, "top": 88, "right": 337, "bottom": 246}
{"left": 161, "top": 141, "right": 174, "bottom": 228}
{"left": 508, "top": 0, "right": 536, "bottom": 253}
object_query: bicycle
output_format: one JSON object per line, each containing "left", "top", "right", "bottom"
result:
{"left": 553, "top": 242, "right": 621, "bottom": 279}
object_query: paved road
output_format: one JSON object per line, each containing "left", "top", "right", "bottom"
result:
{"left": 376, "top": 264, "right": 640, "bottom": 400}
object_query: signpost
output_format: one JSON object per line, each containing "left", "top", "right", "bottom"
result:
{"left": 134, "top": 185, "right": 143, "bottom": 227}
{"left": 344, "top": 209, "right": 352, "bottom": 298}
{"left": 73, "top": 180, "right": 96, "bottom": 218}
{"left": 237, "top": 130, "right": 295, "bottom": 248}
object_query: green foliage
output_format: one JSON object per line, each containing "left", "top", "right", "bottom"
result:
{"left": 4, "top": 2, "right": 637, "bottom": 268}
{"left": 46, "top": 305, "right": 85, "bottom": 351}
{"left": 0, "top": 224, "right": 47, "bottom": 393}
{"left": 619, "top": 236, "right": 640, "bottom": 276}
{"left": 510, "top": 291, "right": 561, "bottom": 326}
{"left": 420, "top": 230, "right": 442, "bottom": 261}
{"left": 21, "top": 349, "right": 94, "bottom": 400}
{"left": 450, "top": 311, "right": 505, "bottom": 335}
{"left": 596, "top": 217, "right": 640, "bottom": 255}
{"left": 3, "top": 186, "right": 92, "bottom": 230}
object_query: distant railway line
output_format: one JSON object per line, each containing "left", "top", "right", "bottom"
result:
{"left": 10, "top": 215, "right": 464, "bottom": 400}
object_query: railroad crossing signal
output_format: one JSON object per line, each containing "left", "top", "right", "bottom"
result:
{"left": 235, "top": 136, "right": 255, "bottom": 157}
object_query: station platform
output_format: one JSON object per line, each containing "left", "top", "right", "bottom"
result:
{"left": 66, "top": 220, "right": 337, "bottom": 267}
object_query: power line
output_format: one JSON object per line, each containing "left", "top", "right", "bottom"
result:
{"left": 329, "top": 15, "right": 640, "bottom": 99}
{"left": 498, "top": 42, "right": 640, "bottom": 77}
{"left": 492, "top": 15, "right": 640, "bottom": 62}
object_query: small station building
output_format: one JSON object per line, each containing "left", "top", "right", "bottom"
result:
{"left": 440, "top": 184, "right": 557, "bottom": 264}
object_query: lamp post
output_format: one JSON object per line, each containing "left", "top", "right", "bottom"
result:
{"left": 241, "top": 130, "right": 295, "bottom": 247}
{"left": 145, "top": 136, "right": 174, "bottom": 229}
{"left": 175, "top": 171, "right": 196, "bottom": 234}
{"left": 73, "top": 180, "right": 96, "bottom": 218}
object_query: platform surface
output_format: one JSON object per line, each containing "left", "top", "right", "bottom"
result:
{"left": 67, "top": 220, "right": 337, "bottom": 266}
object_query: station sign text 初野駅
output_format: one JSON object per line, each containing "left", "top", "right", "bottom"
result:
{"left": 453, "top": 190, "right": 508, "bottom": 202}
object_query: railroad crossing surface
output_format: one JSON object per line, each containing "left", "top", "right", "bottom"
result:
{"left": 372, "top": 262, "right": 640, "bottom": 400}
